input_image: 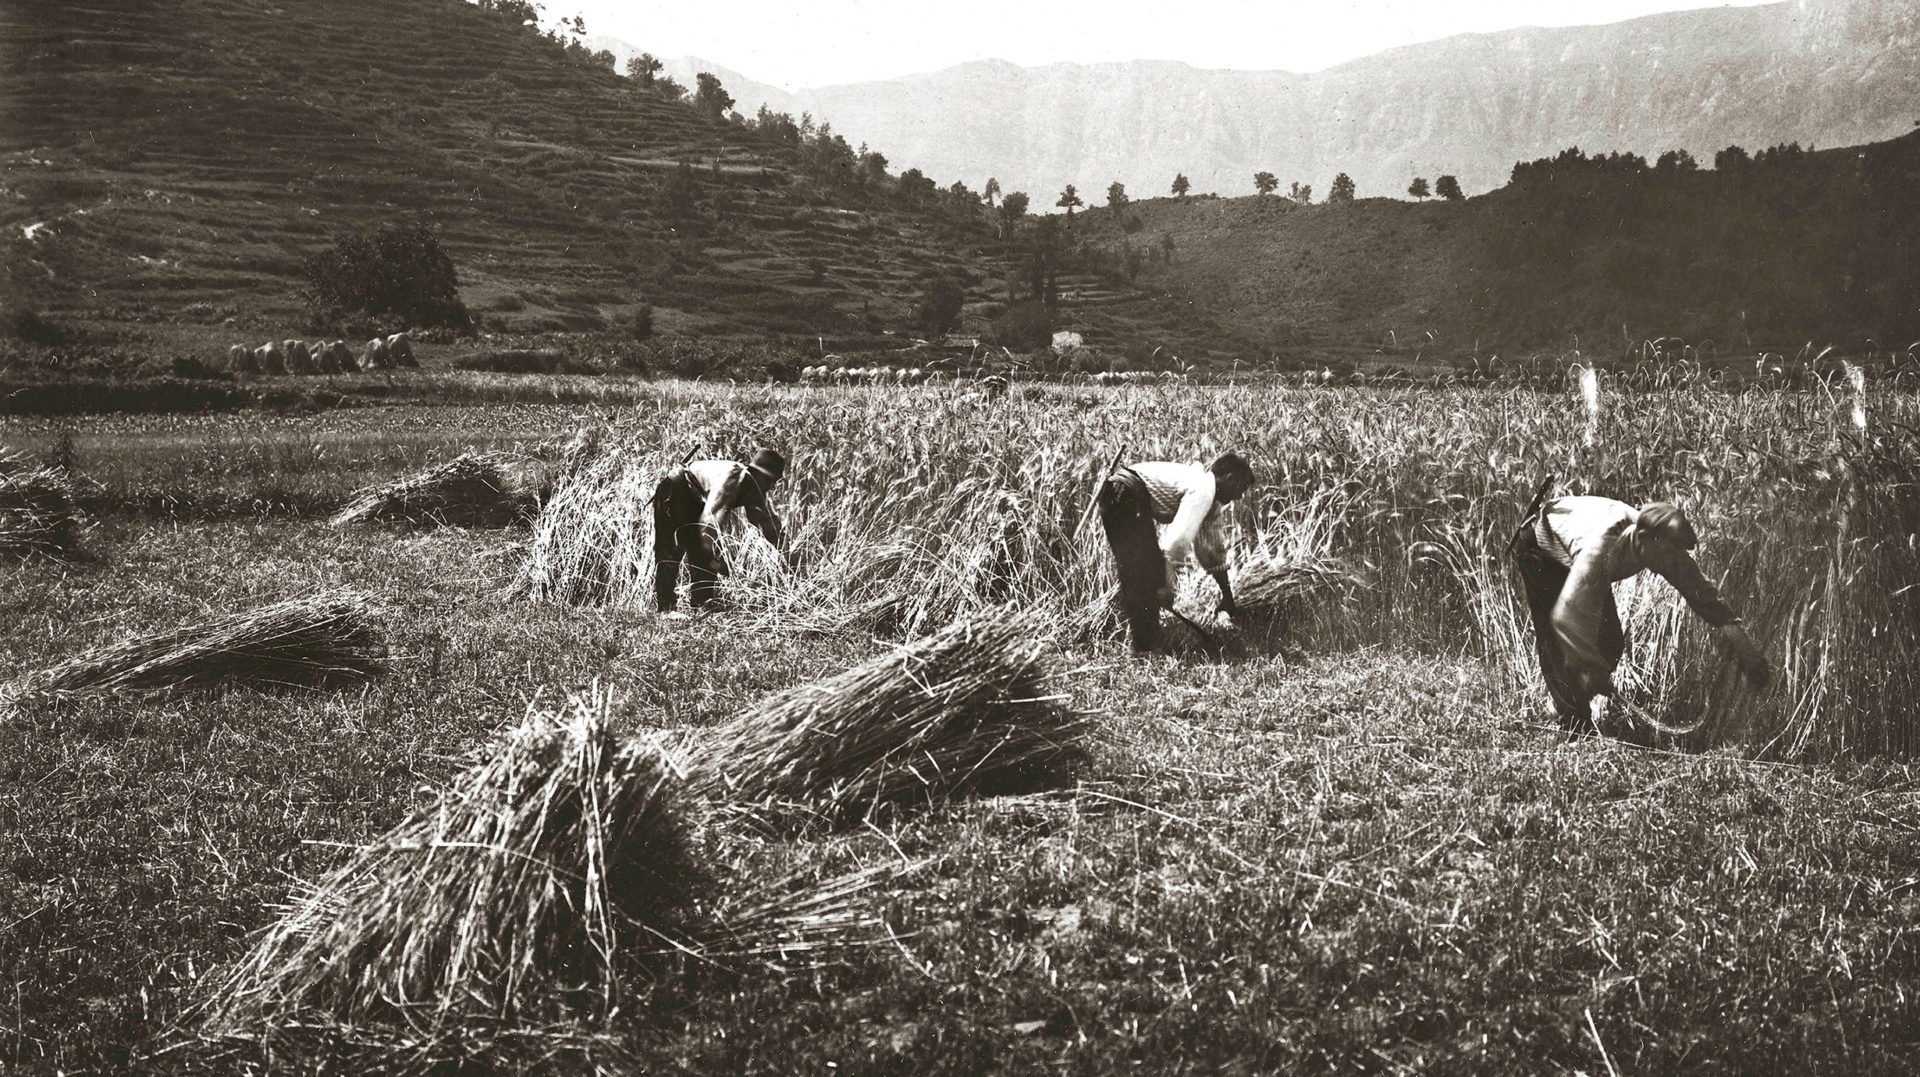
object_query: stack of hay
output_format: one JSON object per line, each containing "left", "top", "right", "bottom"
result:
{"left": 1228, "top": 554, "right": 1366, "bottom": 647}
{"left": 23, "top": 591, "right": 387, "bottom": 698}
{"left": 0, "top": 452, "right": 79, "bottom": 558}
{"left": 510, "top": 431, "right": 654, "bottom": 606}
{"left": 330, "top": 451, "right": 552, "bottom": 529}
{"left": 193, "top": 691, "right": 890, "bottom": 1070}
{"left": 189, "top": 610, "right": 1091, "bottom": 1069}
{"left": 694, "top": 608, "right": 1092, "bottom": 829}
{"left": 201, "top": 693, "right": 699, "bottom": 1041}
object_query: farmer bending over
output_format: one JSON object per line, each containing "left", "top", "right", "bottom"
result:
{"left": 1098, "top": 452, "right": 1255, "bottom": 652}
{"left": 1511, "top": 494, "right": 1771, "bottom": 735}
{"left": 654, "top": 448, "right": 786, "bottom": 613}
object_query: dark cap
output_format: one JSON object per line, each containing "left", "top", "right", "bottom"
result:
{"left": 1637, "top": 501, "right": 1698, "bottom": 550}
{"left": 747, "top": 448, "right": 786, "bottom": 483}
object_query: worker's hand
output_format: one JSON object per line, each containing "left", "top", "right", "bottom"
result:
{"left": 1718, "top": 623, "right": 1773, "bottom": 688}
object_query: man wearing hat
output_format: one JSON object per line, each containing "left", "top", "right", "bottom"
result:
{"left": 1512, "top": 493, "right": 1772, "bottom": 735}
{"left": 1098, "top": 452, "right": 1256, "bottom": 652}
{"left": 654, "top": 448, "right": 787, "bottom": 612}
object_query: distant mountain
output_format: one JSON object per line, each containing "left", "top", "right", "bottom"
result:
{"left": 611, "top": 0, "right": 1919, "bottom": 202}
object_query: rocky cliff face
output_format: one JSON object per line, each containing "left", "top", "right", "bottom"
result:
{"left": 613, "top": 0, "right": 1917, "bottom": 202}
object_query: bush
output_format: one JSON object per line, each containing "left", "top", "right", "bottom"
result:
{"left": 7, "top": 308, "right": 68, "bottom": 348}
{"left": 989, "top": 300, "right": 1053, "bottom": 352}
{"left": 913, "top": 277, "right": 966, "bottom": 336}
{"left": 303, "top": 223, "right": 474, "bottom": 334}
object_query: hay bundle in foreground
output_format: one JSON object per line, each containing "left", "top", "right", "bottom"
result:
{"left": 694, "top": 609, "right": 1091, "bottom": 829}
{"left": 194, "top": 692, "right": 892, "bottom": 1072}
{"left": 28, "top": 591, "right": 387, "bottom": 698}
{"left": 0, "top": 456, "right": 79, "bottom": 558}
{"left": 330, "top": 451, "right": 550, "bottom": 529}
{"left": 201, "top": 692, "right": 700, "bottom": 1037}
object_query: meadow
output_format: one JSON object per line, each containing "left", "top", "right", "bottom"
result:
{"left": 2, "top": 373, "right": 1917, "bottom": 1074}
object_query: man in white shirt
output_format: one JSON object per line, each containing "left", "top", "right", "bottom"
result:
{"left": 654, "top": 449, "right": 786, "bottom": 612}
{"left": 1512, "top": 493, "right": 1771, "bottom": 734}
{"left": 1098, "top": 452, "right": 1255, "bottom": 652}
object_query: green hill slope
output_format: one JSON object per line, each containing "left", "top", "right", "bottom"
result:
{"left": 1077, "top": 135, "right": 1920, "bottom": 364}
{"left": 0, "top": 0, "right": 1013, "bottom": 348}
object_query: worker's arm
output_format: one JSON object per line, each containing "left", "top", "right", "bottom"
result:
{"left": 742, "top": 501, "right": 784, "bottom": 549}
{"left": 1647, "top": 545, "right": 1770, "bottom": 687}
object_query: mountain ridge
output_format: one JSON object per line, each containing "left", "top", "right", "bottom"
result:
{"left": 596, "top": 0, "right": 1917, "bottom": 202}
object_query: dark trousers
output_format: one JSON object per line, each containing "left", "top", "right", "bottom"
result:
{"left": 654, "top": 473, "right": 726, "bottom": 612}
{"left": 1512, "top": 523, "right": 1626, "bottom": 733}
{"left": 1100, "top": 470, "right": 1168, "bottom": 653}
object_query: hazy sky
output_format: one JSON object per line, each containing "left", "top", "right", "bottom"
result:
{"left": 558, "top": 0, "right": 1780, "bottom": 89}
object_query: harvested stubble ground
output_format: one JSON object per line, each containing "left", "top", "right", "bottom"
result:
{"left": 692, "top": 609, "right": 1095, "bottom": 830}
{"left": 329, "top": 450, "right": 552, "bottom": 529}
{"left": 18, "top": 590, "right": 387, "bottom": 699}
{"left": 0, "top": 456, "right": 81, "bottom": 558}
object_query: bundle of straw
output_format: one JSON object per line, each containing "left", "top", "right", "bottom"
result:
{"left": 330, "top": 451, "right": 550, "bottom": 529}
{"left": 195, "top": 692, "right": 895, "bottom": 1072}
{"left": 202, "top": 691, "right": 701, "bottom": 1036}
{"left": 1232, "top": 555, "right": 1366, "bottom": 627}
{"left": 693, "top": 609, "right": 1091, "bottom": 829}
{"left": 27, "top": 591, "right": 387, "bottom": 698}
{"left": 0, "top": 456, "right": 79, "bottom": 558}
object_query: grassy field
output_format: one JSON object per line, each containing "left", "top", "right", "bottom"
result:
{"left": 3, "top": 377, "right": 1918, "bottom": 1074}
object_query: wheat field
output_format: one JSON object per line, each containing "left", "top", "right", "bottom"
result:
{"left": 520, "top": 371, "right": 1919, "bottom": 760}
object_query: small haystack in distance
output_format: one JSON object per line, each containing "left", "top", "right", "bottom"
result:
{"left": 694, "top": 609, "right": 1091, "bottom": 830}
{"left": 200, "top": 691, "right": 700, "bottom": 1041}
{"left": 28, "top": 591, "right": 387, "bottom": 698}
{"left": 330, "top": 451, "right": 550, "bottom": 529}
{"left": 0, "top": 453, "right": 80, "bottom": 558}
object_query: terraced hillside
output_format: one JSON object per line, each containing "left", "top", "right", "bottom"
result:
{"left": 0, "top": 0, "right": 1031, "bottom": 352}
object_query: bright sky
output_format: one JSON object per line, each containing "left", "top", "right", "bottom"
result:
{"left": 557, "top": 0, "right": 1781, "bottom": 89}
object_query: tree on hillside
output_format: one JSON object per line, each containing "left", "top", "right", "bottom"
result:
{"left": 915, "top": 275, "right": 967, "bottom": 335}
{"left": 1253, "top": 171, "right": 1278, "bottom": 196}
{"left": 1327, "top": 172, "right": 1356, "bottom": 202}
{"left": 624, "top": 53, "right": 662, "bottom": 85}
{"left": 861, "top": 147, "right": 889, "bottom": 185}
{"left": 1025, "top": 215, "right": 1064, "bottom": 308}
{"left": 303, "top": 223, "right": 471, "bottom": 332}
{"left": 1655, "top": 149, "right": 1698, "bottom": 175}
{"left": 1057, "top": 184, "right": 1083, "bottom": 220}
{"left": 898, "top": 168, "right": 936, "bottom": 208}
{"left": 693, "top": 73, "right": 735, "bottom": 121}
{"left": 655, "top": 75, "right": 688, "bottom": 101}
{"left": 1107, "top": 181, "right": 1128, "bottom": 210}
{"left": 984, "top": 177, "right": 1001, "bottom": 208}
{"left": 1407, "top": 176, "right": 1430, "bottom": 199}
{"left": 1434, "top": 174, "right": 1464, "bottom": 200}
{"left": 1172, "top": 173, "right": 1191, "bottom": 199}
{"left": 1286, "top": 181, "right": 1312, "bottom": 205}
{"left": 999, "top": 190, "right": 1030, "bottom": 241}
{"left": 1715, "top": 144, "right": 1751, "bottom": 172}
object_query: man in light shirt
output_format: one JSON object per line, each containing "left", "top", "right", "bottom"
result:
{"left": 1098, "top": 452, "right": 1255, "bottom": 652}
{"left": 654, "top": 448, "right": 786, "bottom": 613}
{"left": 1512, "top": 494, "right": 1771, "bottom": 734}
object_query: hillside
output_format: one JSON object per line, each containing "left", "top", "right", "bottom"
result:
{"left": 0, "top": 0, "right": 1023, "bottom": 355}
{"left": 642, "top": 0, "right": 1920, "bottom": 204}
{"left": 1072, "top": 131, "right": 1920, "bottom": 361}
